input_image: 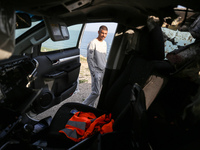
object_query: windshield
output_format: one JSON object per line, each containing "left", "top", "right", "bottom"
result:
{"left": 162, "top": 27, "right": 195, "bottom": 55}
{"left": 15, "top": 20, "right": 42, "bottom": 38}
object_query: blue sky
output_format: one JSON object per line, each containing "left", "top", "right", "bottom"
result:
{"left": 85, "top": 22, "right": 117, "bottom": 33}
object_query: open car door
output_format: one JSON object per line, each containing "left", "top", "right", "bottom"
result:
{"left": 0, "top": 16, "right": 84, "bottom": 116}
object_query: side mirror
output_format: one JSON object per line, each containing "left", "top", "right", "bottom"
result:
{"left": 44, "top": 17, "right": 70, "bottom": 41}
{"left": 16, "top": 12, "right": 32, "bottom": 29}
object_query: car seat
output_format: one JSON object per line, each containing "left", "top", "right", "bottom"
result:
{"left": 45, "top": 24, "right": 174, "bottom": 150}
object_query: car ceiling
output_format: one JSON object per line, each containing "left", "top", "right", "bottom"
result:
{"left": 4, "top": 0, "right": 200, "bottom": 27}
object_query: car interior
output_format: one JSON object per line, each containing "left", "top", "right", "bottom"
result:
{"left": 1, "top": 0, "right": 200, "bottom": 150}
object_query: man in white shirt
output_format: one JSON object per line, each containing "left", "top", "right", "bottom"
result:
{"left": 82, "top": 25, "right": 108, "bottom": 107}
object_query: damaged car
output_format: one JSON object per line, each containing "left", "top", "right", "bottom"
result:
{"left": 1, "top": 0, "right": 200, "bottom": 149}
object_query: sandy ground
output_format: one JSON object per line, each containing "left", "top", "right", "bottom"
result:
{"left": 34, "top": 55, "right": 92, "bottom": 120}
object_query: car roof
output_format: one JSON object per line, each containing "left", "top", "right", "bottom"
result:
{"left": 5, "top": 0, "right": 200, "bottom": 27}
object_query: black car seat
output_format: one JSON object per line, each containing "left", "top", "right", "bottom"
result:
{"left": 98, "top": 25, "right": 174, "bottom": 115}
{"left": 45, "top": 25, "right": 174, "bottom": 149}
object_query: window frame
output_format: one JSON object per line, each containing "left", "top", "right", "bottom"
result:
{"left": 40, "top": 23, "right": 85, "bottom": 53}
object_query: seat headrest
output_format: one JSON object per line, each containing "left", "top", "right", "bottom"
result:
{"left": 136, "top": 25, "right": 165, "bottom": 60}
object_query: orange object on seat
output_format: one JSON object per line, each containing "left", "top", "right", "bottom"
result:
{"left": 59, "top": 111, "right": 114, "bottom": 142}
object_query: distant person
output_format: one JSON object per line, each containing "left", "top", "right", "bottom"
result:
{"left": 82, "top": 25, "right": 108, "bottom": 107}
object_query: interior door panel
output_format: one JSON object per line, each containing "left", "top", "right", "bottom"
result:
{"left": 31, "top": 48, "right": 81, "bottom": 114}
{"left": 0, "top": 22, "right": 84, "bottom": 115}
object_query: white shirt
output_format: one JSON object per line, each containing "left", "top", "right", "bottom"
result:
{"left": 87, "top": 38, "right": 107, "bottom": 74}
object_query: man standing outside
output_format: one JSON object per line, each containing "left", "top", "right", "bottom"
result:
{"left": 82, "top": 25, "right": 108, "bottom": 107}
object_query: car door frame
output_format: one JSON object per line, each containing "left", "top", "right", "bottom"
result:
{"left": 15, "top": 21, "right": 86, "bottom": 115}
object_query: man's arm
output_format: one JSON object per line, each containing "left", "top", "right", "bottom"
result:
{"left": 87, "top": 41, "right": 96, "bottom": 75}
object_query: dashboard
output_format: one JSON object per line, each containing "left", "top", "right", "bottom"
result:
{"left": 0, "top": 56, "right": 36, "bottom": 112}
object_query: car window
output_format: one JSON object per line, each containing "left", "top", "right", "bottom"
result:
{"left": 15, "top": 21, "right": 42, "bottom": 38}
{"left": 80, "top": 22, "right": 117, "bottom": 58}
{"left": 162, "top": 27, "right": 195, "bottom": 57}
{"left": 41, "top": 24, "right": 83, "bottom": 52}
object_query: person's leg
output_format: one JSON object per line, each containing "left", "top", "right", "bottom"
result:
{"left": 93, "top": 72, "right": 104, "bottom": 107}
{"left": 82, "top": 72, "right": 102, "bottom": 107}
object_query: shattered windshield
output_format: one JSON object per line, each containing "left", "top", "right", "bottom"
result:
{"left": 161, "top": 7, "right": 198, "bottom": 58}
{"left": 162, "top": 27, "right": 195, "bottom": 55}
{"left": 162, "top": 7, "right": 200, "bottom": 83}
